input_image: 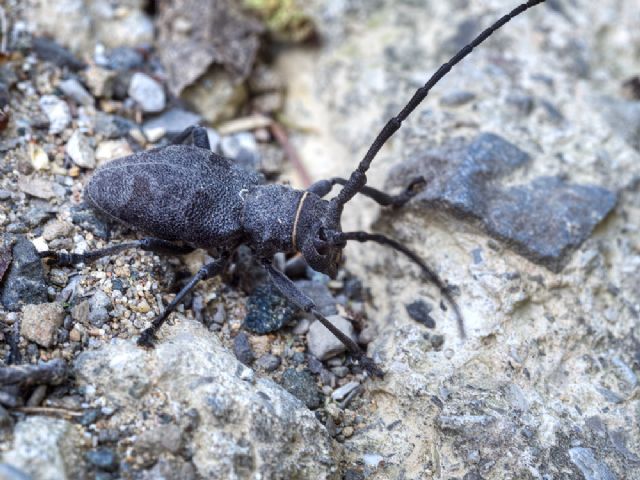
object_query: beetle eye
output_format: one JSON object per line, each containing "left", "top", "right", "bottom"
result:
{"left": 314, "top": 237, "right": 329, "bottom": 255}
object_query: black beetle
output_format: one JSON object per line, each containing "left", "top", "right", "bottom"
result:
{"left": 40, "top": 0, "right": 547, "bottom": 377}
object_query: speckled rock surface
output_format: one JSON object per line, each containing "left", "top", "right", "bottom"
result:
{"left": 281, "top": 0, "right": 640, "bottom": 478}
{"left": 74, "top": 320, "right": 338, "bottom": 479}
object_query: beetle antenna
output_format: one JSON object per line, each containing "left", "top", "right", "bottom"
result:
{"left": 331, "top": 0, "right": 547, "bottom": 211}
{"left": 334, "top": 231, "right": 466, "bottom": 338}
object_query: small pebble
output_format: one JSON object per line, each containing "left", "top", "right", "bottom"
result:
{"left": 256, "top": 354, "right": 281, "bottom": 372}
{"left": 405, "top": 299, "right": 436, "bottom": 328}
{"left": 66, "top": 131, "right": 96, "bottom": 169}
{"left": 85, "top": 448, "right": 118, "bottom": 472}
{"left": 95, "top": 140, "right": 133, "bottom": 166}
{"left": 59, "top": 78, "right": 94, "bottom": 106}
{"left": 21, "top": 302, "right": 64, "bottom": 347}
{"left": 281, "top": 368, "right": 322, "bottom": 409}
{"left": 220, "top": 132, "right": 260, "bottom": 171}
{"left": 331, "top": 381, "right": 360, "bottom": 401}
{"left": 306, "top": 315, "right": 356, "bottom": 361}
{"left": 39, "top": 95, "right": 71, "bottom": 134}
{"left": 233, "top": 332, "right": 255, "bottom": 365}
{"left": 128, "top": 73, "right": 166, "bottom": 113}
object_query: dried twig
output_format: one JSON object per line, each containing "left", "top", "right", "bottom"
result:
{"left": 269, "top": 120, "right": 312, "bottom": 188}
{"left": 13, "top": 406, "right": 84, "bottom": 419}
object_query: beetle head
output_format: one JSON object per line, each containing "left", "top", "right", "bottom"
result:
{"left": 296, "top": 193, "right": 344, "bottom": 278}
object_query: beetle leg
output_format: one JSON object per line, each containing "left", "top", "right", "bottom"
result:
{"left": 169, "top": 125, "right": 211, "bottom": 150}
{"left": 138, "top": 256, "right": 227, "bottom": 348}
{"left": 39, "top": 238, "right": 195, "bottom": 267}
{"left": 262, "top": 261, "right": 384, "bottom": 378}
{"left": 308, "top": 176, "right": 426, "bottom": 208}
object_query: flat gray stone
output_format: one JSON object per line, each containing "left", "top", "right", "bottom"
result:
{"left": 388, "top": 133, "right": 617, "bottom": 272}
{"left": 306, "top": 315, "right": 356, "bottom": 361}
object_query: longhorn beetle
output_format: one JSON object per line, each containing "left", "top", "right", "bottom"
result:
{"left": 40, "top": 0, "right": 547, "bottom": 377}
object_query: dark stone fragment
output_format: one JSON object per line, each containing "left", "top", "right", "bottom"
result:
{"left": 344, "top": 469, "right": 365, "bottom": 480}
{"left": 85, "top": 448, "right": 119, "bottom": 472}
{"left": 93, "top": 112, "right": 137, "bottom": 140}
{"left": 101, "top": 47, "right": 145, "bottom": 71}
{"left": 0, "top": 242, "right": 11, "bottom": 283}
{"left": 233, "top": 332, "right": 255, "bottom": 365}
{"left": 284, "top": 255, "right": 307, "bottom": 278}
{"left": 343, "top": 277, "right": 364, "bottom": 301}
{"left": 293, "top": 280, "right": 337, "bottom": 316}
{"left": 0, "top": 237, "right": 48, "bottom": 310}
{"left": 281, "top": 368, "right": 321, "bottom": 409}
{"left": 387, "top": 133, "right": 617, "bottom": 272}
{"left": 463, "top": 473, "right": 485, "bottom": 480}
{"left": 256, "top": 354, "right": 281, "bottom": 372}
{"left": 71, "top": 206, "right": 110, "bottom": 239}
{"left": 32, "top": 37, "right": 85, "bottom": 71}
{"left": 444, "top": 18, "right": 481, "bottom": 56}
{"left": 307, "top": 355, "right": 323, "bottom": 374}
{"left": 623, "top": 76, "right": 640, "bottom": 101}
{"left": 0, "top": 405, "right": 14, "bottom": 429}
{"left": 406, "top": 299, "right": 436, "bottom": 328}
{"left": 243, "top": 283, "right": 296, "bottom": 334}
{"left": 80, "top": 408, "right": 101, "bottom": 426}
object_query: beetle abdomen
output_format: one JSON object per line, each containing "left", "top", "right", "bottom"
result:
{"left": 86, "top": 145, "right": 261, "bottom": 248}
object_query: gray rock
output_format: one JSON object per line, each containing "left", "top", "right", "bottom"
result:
{"left": 38, "top": 95, "right": 71, "bottom": 135}
{"left": 98, "top": 46, "right": 145, "bottom": 71}
{"left": 306, "top": 315, "right": 356, "bottom": 361}
{"left": 17, "top": 177, "right": 65, "bottom": 200}
{"left": 92, "top": 112, "right": 136, "bottom": 139}
{"left": 294, "top": 280, "right": 338, "bottom": 316}
{"left": 331, "top": 381, "right": 360, "bottom": 401}
{"left": 85, "top": 448, "right": 118, "bottom": 472}
{"left": 66, "top": 130, "right": 96, "bottom": 169}
{"left": 233, "top": 332, "right": 255, "bottom": 365}
{"left": 128, "top": 73, "right": 166, "bottom": 113}
{"left": 1, "top": 416, "right": 86, "bottom": 480}
{"left": 281, "top": 368, "right": 322, "bottom": 409}
{"left": 405, "top": 299, "right": 435, "bottom": 328}
{"left": 59, "top": 78, "right": 94, "bottom": 106}
{"left": 143, "top": 108, "right": 202, "bottom": 136}
{"left": 568, "top": 448, "right": 616, "bottom": 480}
{"left": 87, "top": 290, "right": 112, "bottom": 327}
{"left": 1, "top": 238, "right": 47, "bottom": 311}
{"left": 256, "top": 354, "right": 281, "bottom": 372}
{"left": 0, "top": 463, "right": 31, "bottom": 480}
{"left": 21, "top": 303, "right": 64, "bottom": 348}
{"left": 220, "top": 132, "right": 260, "bottom": 171}
{"left": 32, "top": 37, "right": 85, "bottom": 71}
{"left": 243, "top": 283, "right": 296, "bottom": 334}
{"left": 73, "top": 320, "right": 337, "bottom": 478}
{"left": 388, "top": 133, "right": 617, "bottom": 272}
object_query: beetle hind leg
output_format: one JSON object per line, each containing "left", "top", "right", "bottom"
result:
{"left": 170, "top": 125, "right": 211, "bottom": 150}
{"left": 138, "top": 256, "right": 227, "bottom": 348}
{"left": 39, "top": 238, "right": 195, "bottom": 266}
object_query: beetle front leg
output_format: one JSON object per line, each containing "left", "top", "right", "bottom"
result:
{"left": 138, "top": 256, "right": 227, "bottom": 347}
{"left": 262, "top": 261, "right": 384, "bottom": 378}
{"left": 308, "top": 176, "right": 426, "bottom": 208}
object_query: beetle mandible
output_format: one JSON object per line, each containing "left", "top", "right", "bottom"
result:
{"left": 40, "top": 0, "right": 547, "bottom": 377}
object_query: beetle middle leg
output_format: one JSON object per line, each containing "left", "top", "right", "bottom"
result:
{"left": 169, "top": 125, "right": 211, "bottom": 150}
{"left": 262, "top": 261, "right": 384, "bottom": 378}
{"left": 138, "top": 255, "right": 227, "bottom": 348}
{"left": 39, "top": 237, "right": 195, "bottom": 266}
{"left": 308, "top": 176, "right": 426, "bottom": 208}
